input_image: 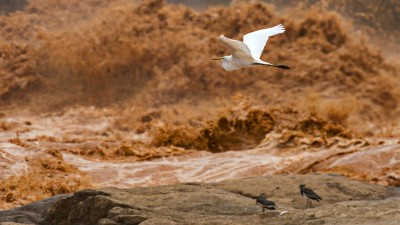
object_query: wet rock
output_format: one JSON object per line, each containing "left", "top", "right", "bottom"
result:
{"left": 0, "top": 194, "right": 70, "bottom": 224}
{"left": 40, "top": 190, "right": 129, "bottom": 225}
{"left": 0, "top": 175, "right": 399, "bottom": 225}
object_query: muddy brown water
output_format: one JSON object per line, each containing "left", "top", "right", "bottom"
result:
{"left": 0, "top": 0, "right": 399, "bottom": 209}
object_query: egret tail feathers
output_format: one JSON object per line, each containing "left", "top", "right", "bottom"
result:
{"left": 275, "top": 64, "right": 290, "bottom": 69}
{"left": 253, "top": 62, "right": 290, "bottom": 69}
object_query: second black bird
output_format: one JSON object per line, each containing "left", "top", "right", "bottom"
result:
{"left": 256, "top": 193, "right": 276, "bottom": 212}
{"left": 299, "top": 184, "right": 322, "bottom": 208}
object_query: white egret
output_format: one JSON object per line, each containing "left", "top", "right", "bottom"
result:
{"left": 212, "top": 24, "right": 290, "bottom": 71}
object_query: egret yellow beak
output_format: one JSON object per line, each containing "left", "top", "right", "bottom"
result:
{"left": 211, "top": 57, "right": 224, "bottom": 60}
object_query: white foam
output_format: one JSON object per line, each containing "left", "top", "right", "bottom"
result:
{"left": 0, "top": 143, "right": 30, "bottom": 179}
{"left": 62, "top": 148, "right": 309, "bottom": 187}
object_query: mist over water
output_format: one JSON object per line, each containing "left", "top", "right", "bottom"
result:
{"left": 0, "top": 0, "right": 399, "bottom": 209}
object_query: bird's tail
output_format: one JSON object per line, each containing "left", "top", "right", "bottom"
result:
{"left": 252, "top": 62, "right": 290, "bottom": 69}
{"left": 273, "top": 64, "right": 291, "bottom": 69}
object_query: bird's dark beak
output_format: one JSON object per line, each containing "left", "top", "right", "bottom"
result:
{"left": 211, "top": 57, "right": 224, "bottom": 60}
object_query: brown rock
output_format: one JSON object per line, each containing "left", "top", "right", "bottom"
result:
{"left": 1, "top": 175, "right": 399, "bottom": 225}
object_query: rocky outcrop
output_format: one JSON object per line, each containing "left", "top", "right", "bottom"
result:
{"left": 0, "top": 194, "right": 70, "bottom": 225}
{"left": 1, "top": 175, "right": 399, "bottom": 225}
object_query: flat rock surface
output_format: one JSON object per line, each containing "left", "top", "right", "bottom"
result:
{"left": 1, "top": 175, "right": 399, "bottom": 225}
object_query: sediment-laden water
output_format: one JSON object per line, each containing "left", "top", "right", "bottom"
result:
{"left": 0, "top": 0, "right": 399, "bottom": 209}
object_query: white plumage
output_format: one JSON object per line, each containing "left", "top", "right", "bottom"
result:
{"left": 212, "top": 24, "right": 290, "bottom": 71}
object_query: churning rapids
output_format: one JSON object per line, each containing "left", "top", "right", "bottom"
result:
{"left": 0, "top": 107, "right": 399, "bottom": 209}
{"left": 0, "top": 0, "right": 399, "bottom": 209}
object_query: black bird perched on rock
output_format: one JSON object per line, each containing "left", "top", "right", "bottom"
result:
{"left": 256, "top": 193, "right": 276, "bottom": 212}
{"left": 299, "top": 184, "right": 322, "bottom": 208}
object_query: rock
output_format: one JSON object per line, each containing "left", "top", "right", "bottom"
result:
{"left": 15, "top": 194, "right": 71, "bottom": 215}
{"left": 0, "top": 223, "right": 31, "bottom": 225}
{"left": 114, "top": 215, "right": 147, "bottom": 224}
{"left": 1, "top": 175, "right": 399, "bottom": 225}
{"left": 40, "top": 190, "right": 130, "bottom": 225}
{"left": 139, "top": 218, "right": 177, "bottom": 225}
{"left": 97, "top": 218, "right": 118, "bottom": 225}
{"left": 0, "top": 194, "right": 70, "bottom": 224}
{"left": 0, "top": 210, "right": 41, "bottom": 224}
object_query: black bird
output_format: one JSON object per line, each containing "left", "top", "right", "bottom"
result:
{"left": 256, "top": 193, "right": 276, "bottom": 212}
{"left": 299, "top": 184, "right": 322, "bottom": 208}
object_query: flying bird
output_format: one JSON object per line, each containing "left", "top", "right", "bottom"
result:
{"left": 299, "top": 184, "right": 322, "bottom": 208}
{"left": 256, "top": 193, "right": 276, "bottom": 212}
{"left": 212, "top": 24, "right": 290, "bottom": 71}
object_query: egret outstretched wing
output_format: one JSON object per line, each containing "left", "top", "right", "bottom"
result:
{"left": 218, "top": 35, "right": 254, "bottom": 61}
{"left": 213, "top": 25, "right": 290, "bottom": 71}
{"left": 243, "top": 24, "right": 285, "bottom": 59}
